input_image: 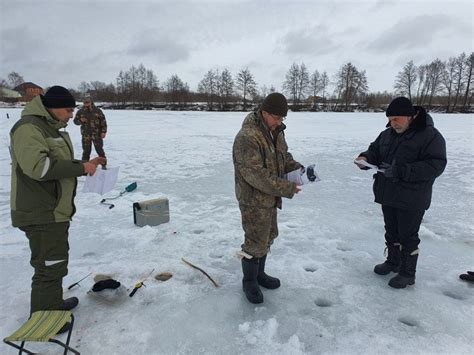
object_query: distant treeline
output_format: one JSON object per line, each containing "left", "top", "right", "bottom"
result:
{"left": 2, "top": 52, "right": 473, "bottom": 112}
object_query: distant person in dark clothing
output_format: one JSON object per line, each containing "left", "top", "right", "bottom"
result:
{"left": 355, "top": 97, "right": 447, "bottom": 289}
{"left": 74, "top": 96, "right": 107, "bottom": 165}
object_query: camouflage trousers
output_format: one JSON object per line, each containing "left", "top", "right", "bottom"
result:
{"left": 81, "top": 135, "right": 106, "bottom": 161}
{"left": 239, "top": 204, "right": 278, "bottom": 258}
{"left": 19, "top": 222, "right": 70, "bottom": 313}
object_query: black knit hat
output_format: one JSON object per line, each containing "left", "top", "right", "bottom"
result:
{"left": 41, "top": 85, "right": 76, "bottom": 108}
{"left": 386, "top": 97, "right": 415, "bottom": 117}
{"left": 261, "top": 92, "right": 288, "bottom": 117}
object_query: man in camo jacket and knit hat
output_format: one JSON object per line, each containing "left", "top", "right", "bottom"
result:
{"left": 233, "top": 92, "right": 302, "bottom": 304}
{"left": 74, "top": 95, "right": 107, "bottom": 164}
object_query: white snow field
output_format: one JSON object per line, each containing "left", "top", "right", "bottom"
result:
{"left": 0, "top": 109, "right": 473, "bottom": 354}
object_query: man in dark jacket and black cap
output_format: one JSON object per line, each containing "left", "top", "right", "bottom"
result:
{"left": 355, "top": 97, "right": 446, "bottom": 288}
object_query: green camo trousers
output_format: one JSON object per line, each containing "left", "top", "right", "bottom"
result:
{"left": 239, "top": 205, "right": 278, "bottom": 258}
{"left": 20, "top": 222, "right": 70, "bottom": 313}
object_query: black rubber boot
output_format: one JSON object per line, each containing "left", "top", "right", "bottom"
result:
{"left": 60, "top": 297, "right": 79, "bottom": 311}
{"left": 374, "top": 243, "right": 401, "bottom": 275}
{"left": 389, "top": 251, "right": 418, "bottom": 289}
{"left": 242, "top": 258, "right": 263, "bottom": 304}
{"left": 257, "top": 254, "right": 280, "bottom": 289}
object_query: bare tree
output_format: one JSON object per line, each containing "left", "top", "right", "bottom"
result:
{"left": 217, "top": 68, "right": 234, "bottom": 110}
{"left": 442, "top": 57, "right": 456, "bottom": 112}
{"left": 451, "top": 52, "right": 466, "bottom": 111}
{"left": 236, "top": 68, "right": 257, "bottom": 110}
{"left": 426, "top": 59, "right": 445, "bottom": 108}
{"left": 165, "top": 74, "right": 189, "bottom": 105}
{"left": 198, "top": 69, "right": 218, "bottom": 110}
{"left": 8, "top": 72, "right": 24, "bottom": 88}
{"left": 283, "top": 63, "right": 309, "bottom": 106}
{"left": 320, "top": 71, "right": 329, "bottom": 101}
{"left": 309, "top": 69, "right": 321, "bottom": 106}
{"left": 334, "top": 62, "right": 368, "bottom": 111}
{"left": 414, "top": 64, "right": 429, "bottom": 105}
{"left": 283, "top": 63, "right": 299, "bottom": 105}
{"left": 394, "top": 60, "right": 417, "bottom": 101}
{"left": 462, "top": 52, "right": 474, "bottom": 111}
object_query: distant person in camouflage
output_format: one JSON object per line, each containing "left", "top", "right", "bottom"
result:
{"left": 233, "top": 92, "right": 302, "bottom": 304}
{"left": 74, "top": 96, "right": 107, "bottom": 163}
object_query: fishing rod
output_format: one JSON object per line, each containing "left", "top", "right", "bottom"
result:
{"left": 67, "top": 272, "right": 92, "bottom": 290}
{"left": 100, "top": 182, "right": 137, "bottom": 209}
{"left": 129, "top": 268, "right": 155, "bottom": 297}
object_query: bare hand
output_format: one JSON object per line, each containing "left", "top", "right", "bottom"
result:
{"left": 80, "top": 118, "right": 87, "bottom": 123}
{"left": 89, "top": 157, "right": 107, "bottom": 166}
{"left": 83, "top": 162, "right": 97, "bottom": 175}
{"left": 294, "top": 185, "right": 302, "bottom": 194}
{"left": 354, "top": 156, "right": 367, "bottom": 169}
{"left": 101, "top": 133, "right": 106, "bottom": 139}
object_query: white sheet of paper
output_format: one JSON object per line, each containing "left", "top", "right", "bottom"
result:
{"left": 354, "top": 159, "right": 384, "bottom": 172}
{"left": 83, "top": 167, "right": 119, "bottom": 195}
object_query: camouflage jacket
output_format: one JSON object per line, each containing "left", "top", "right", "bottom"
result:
{"left": 233, "top": 110, "right": 302, "bottom": 209}
{"left": 73, "top": 104, "right": 107, "bottom": 136}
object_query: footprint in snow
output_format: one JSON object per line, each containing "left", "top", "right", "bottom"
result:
{"left": 314, "top": 298, "right": 332, "bottom": 307}
{"left": 442, "top": 290, "right": 467, "bottom": 301}
{"left": 336, "top": 245, "right": 353, "bottom": 252}
{"left": 82, "top": 252, "right": 96, "bottom": 257}
{"left": 304, "top": 266, "right": 318, "bottom": 272}
{"left": 398, "top": 317, "right": 418, "bottom": 327}
{"left": 193, "top": 229, "right": 205, "bottom": 234}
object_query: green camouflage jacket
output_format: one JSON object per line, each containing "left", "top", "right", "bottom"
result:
{"left": 233, "top": 110, "right": 301, "bottom": 209}
{"left": 10, "top": 96, "right": 85, "bottom": 227}
{"left": 73, "top": 104, "right": 107, "bottom": 136}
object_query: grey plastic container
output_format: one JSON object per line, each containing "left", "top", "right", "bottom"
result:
{"left": 133, "top": 198, "right": 170, "bottom": 227}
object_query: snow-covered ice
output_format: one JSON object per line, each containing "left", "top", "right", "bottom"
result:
{"left": 0, "top": 109, "right": 473, "bottom": 354}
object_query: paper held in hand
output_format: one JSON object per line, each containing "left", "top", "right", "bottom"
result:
{"left": 83, "top": 166, "right": 119, "bottom": 195}
{"left": 354, "top": 159, "right": 384, "bottom": 172}
{"left": 286, "top": 164, "right": 321, "bottom": 185}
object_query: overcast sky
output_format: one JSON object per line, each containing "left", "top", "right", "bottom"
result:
{"left": 1, "top": 0, "right": 472, "bottom": 93}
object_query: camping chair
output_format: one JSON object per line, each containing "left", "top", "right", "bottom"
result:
{"left": 3, "top": 310, "right": 80, "bottom": 354}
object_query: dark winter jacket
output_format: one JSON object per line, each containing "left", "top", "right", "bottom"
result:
{"left": 233, "top": 110, "right": 302, "bottom": 209}
{"left": 10, "top": 96, "right": 85, "bottom": 227}
{"left": 360, "top": 107, "right": 446, "bottom": 211}
{"left": 73, "top": 104, "right": 107, "bottom": 137}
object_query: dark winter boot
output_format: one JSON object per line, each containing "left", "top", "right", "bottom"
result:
{"left": 241, "top": 258, "right": 263, "bottom": 304}
{"left": 374, "top": 243, "right": 401, "bottom": 275}
{"left": 389, "top": 250, "right": 418, "bottom": 289}
{"left": 59, "top": 297, "right": 79, "bottom": 311}
{"left": 257, "top": 254, "right": 281, "bottom": 289}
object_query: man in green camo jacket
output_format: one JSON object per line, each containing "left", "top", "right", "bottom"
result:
{"left": 73, "top": 95, "right": 107, "bottom": 163}
{"left": 10, "top": 86, "right": 105, "bottom": 314}
{"left": 233, "top": 92, "right": 302, "bottom": 304}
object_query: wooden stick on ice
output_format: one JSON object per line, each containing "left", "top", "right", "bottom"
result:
{"left": 182, "top": 258, "right": 219, "bottom": 288}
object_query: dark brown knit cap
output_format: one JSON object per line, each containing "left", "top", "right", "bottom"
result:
{"left": 261, "top": 92, "right": 288, "bottom": 117}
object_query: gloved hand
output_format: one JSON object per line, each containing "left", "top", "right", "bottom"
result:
{"left": 380, "top": 162, "right": 402, "bottom": 179}
{"left": 306, "top": 164, "right": 317, "bottom": 182}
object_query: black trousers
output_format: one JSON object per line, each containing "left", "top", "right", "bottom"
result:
{"left": 382, "top": 205, "right": 424, "bottom": 253}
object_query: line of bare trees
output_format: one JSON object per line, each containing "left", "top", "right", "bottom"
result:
{"left": 1, "top": 51, "right": 472, "bottom": 112}
{"left": 394, "top": 53, "right": 473, "bottom": 112}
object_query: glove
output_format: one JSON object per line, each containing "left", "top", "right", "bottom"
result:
{"left": 92, "top": 279, "right": 121, "bottom": 292}
{"left": 380, "top": 162, "right": 403, "bottom": 179}
{"left": 459, "top": 271, "right": 474, "bottom": 282}
{"left": 306, "top": 164, "right": 317, "bottom": 182}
